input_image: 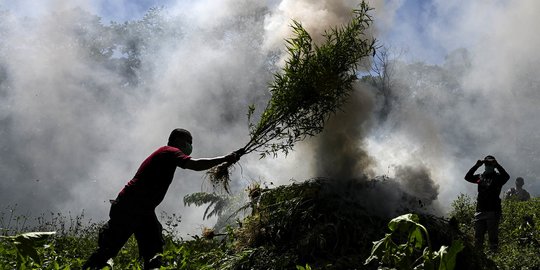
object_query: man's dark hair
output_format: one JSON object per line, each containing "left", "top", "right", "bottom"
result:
{"left": 168, "top": 128, "right": 192, "bottom": 146}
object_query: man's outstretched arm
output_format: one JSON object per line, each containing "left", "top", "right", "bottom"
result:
{"left": 183, "top": 149, "right": 243, "bottom": 171}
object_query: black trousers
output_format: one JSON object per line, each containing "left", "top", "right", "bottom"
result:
{"left": 83, "top": 201, "right": 164, "bottom": 269}
{"left": 474, "top": 211, "right": 501, "bottom": 252}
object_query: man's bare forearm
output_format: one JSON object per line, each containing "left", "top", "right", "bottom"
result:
{"left": 184, "top": 156, "right": 229, "bottom": 171}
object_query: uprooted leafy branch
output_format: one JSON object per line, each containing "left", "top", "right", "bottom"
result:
{"left": 208, "top": 2, "right": 376, "bottom": 193}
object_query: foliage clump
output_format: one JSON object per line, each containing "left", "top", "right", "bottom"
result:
{"left": 228, "top": 178, "right": 492, "bottom": 270}
{"left": 449, "top": 195, "right": 540, "bottom": 270}
{"left": 365, "top": 213, "right": 465, "bottom": 270}
{"left": 2, "top": 180, "right": 528, "bottom": 269}
{"left": 183, "top": 192, "right": 230, "bottom": 220}
{"left": 232, "top": 178, "right": 385, "bottom": 269}
{"left": 0, "top": 211, "right": 105, "bottom": 269}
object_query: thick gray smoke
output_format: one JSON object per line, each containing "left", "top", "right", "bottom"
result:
{"left": 0, "top": 0, "right": 395, "bottom": 235}
{"left": 0, "top": 2, "right": 273, "bottom": 233}
{"left": 2, "top": 0, "right": 537, "bottom": 236}
{"left": 304, "top": 0, "right": 540, "bottom": 216}
{"left": 364, "top": 0, "right": 540, "bottom": 210}
{"left": 313, "top": 84, "right": 376, "bottom": 180}
{"left": 311, "top": 81, "right": 441, "bottom": 215}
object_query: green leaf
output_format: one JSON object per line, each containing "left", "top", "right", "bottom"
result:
{"left": 365, "top": 234, "right": 394, "bottom": 265}
{"left": 388, "top": 213, "right": 420, "bottom": 231}
{"left": 1, "top": 231, "right": 56, "bottom": 264}
{"left": 388, "top": 213, "right": 431, "bottom": 251}
{"left": 296, "top": 264, "right": 312, "bottom": 270}
{"left": 184, "top": 192, "right": 229, "bottom": 220}
{"left": 436, "top": 240, "right": 464, "bottom": 270}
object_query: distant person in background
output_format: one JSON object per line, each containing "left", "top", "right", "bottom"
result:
{"left": 464, "top": 155, "right": 510, "bottom": 252}
{"left": 505, "top": 177, "right": 531, "bottom": 201}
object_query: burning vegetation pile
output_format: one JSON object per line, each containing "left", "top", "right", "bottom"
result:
{"left": 178, "top": 177, "right": 499, "bottom": 270}
{"left": 234, "top": 178, "right": 386, "bottom": 269}
{"left": 228, "top": 178, "right": 496, "bottom": 269}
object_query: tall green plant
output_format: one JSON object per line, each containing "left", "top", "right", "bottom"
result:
{"left": 448, "top": 193, "right": 476, "bottom": 235}
{"left": 208, "top": 2, "right": 376, "bottom": 192}
{"left": 365, "top": 213, "right": 464, "bottom": 270}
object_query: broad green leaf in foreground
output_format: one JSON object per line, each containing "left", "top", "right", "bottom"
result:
{"left": 1, "top": 231, "right": 56, "bottom": 264}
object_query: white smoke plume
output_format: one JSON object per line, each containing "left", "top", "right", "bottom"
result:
{"left": 0, "top": 0, "right": 390, "bottom": 235}
{"left": 365, "top": 0, "right": 540, "bottom": 211}
{"left": 2, "top": 0, "right": 538, "bottom": 236}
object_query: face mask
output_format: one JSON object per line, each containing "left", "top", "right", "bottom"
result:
{"left": 181, "top": 142, "right": 193, "bottom": 155}
{"left": 484, "top": 165, "right": 495, "bottom": 173}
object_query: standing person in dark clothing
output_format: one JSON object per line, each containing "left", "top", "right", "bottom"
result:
{"left": 83, "top": 128, "right": 243, "bottom": 269}
{"left": 505, "top": 177, "right": 531, "bottom": 201}
{"left": 464, "top": 155, "right": 510, "bottom": 252}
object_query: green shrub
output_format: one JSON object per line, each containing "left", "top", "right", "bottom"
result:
{"left": 365, "top": 213, "right": 464, "bottom": 270}
{"left": 449, "top": 195, "right": 540, "bottom": 270}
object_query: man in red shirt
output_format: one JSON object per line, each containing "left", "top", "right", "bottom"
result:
{"left": 83, "top": 128, "right": 242, "bottom": 269}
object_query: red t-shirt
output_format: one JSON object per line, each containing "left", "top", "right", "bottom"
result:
{"left": 117, "top": 146, "right": 191, "bottom": 211}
